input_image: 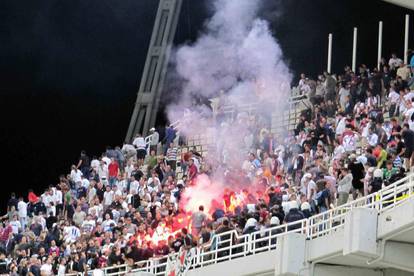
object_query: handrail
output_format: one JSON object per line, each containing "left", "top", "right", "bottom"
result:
{"left": 97, "top": 173, "right": 414, "bottom": 275}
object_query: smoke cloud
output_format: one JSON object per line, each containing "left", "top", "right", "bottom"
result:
{"left": 168, "top": 0, "right": 292, "bottom": 213}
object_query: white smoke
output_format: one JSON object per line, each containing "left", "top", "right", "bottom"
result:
{"left": 168, "top": 0, "right": 292, "bottom": 212}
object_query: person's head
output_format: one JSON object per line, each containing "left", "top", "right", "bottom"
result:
{"left": 403, "top": 123, "right": 410, "bottom": 131}
{"left": 248, "top": 153, "right": 255, "bottom": 161}
{"left": 386, "top": 160, "right": 393, "bottom": 169}
{"left": 395, "top": 134, "right": 402, "bottom": 142}
{"left": 199, "top": 205, "right": 204, "bottom": 212}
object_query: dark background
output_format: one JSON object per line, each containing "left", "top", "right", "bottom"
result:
{"left": 0, "top": 0, "right": 413, "bottom": 210}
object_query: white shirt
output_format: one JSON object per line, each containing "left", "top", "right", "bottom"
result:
{"left": 17, "top": 201, "right": 27, "bottom": 218}
{"left": 333, "top": 145, "right": 345, "bottom": 160}
{"left": 367, "top": 133, "right": 378, "bottom": 147}
{"left": 405, "top": 92, "right": 414, "bottom": 102}
{"left": 129, "top": 180, "right": 139, "bottom": 194}
{"left": 70, "top": 169, "right": 83, "bottom": 183}
{"left": 64, "top": 226, "right": 80, "bottom": 242}
{"left": 389, "top": 57, "right": 403, "bottom": 69}
{"left": 404, "top": 107, "right": 414, "bottom": 120}
{"left": 365, "top": 96, "right": 377, "bottom": 108}
{"left": 114, "top": 189, "right": 122, "bottom": 197}
{"left": 103, "top": 191, "right": 114, "bottom": 206}
{"left": 133, "top": 137, "right": 146, "bottom": 150}
{"left": 388, "top": 90, "right": 400, "bottom": 105}
{"left": 92, "top": 269, "right": 105, "bottom": 276}
{"left": 336, "top": 117, "right": 346, "bottom": 136}
{"left": 98, "top": 165, "right": 109, "bottom": 180}
{"left": 42, "top": 194, "right": 54, "bottom": 208}
{"left": 342, "top": 132, "right": 358, "bottom": 152}
{"left": 150, "top": 131, "right": 159, "bottom": 146}
{"left": 82, "top": 178, "right": 90, "bottom": 189}
{"left": 88, "top": 187, "right": 97, "bottom": 203}
{"left": 54, "top": 190, "right": 63, "bottom": 205}
{"left": 117, "top": 179, "right": 128, "bottom": 193}
{"left": 81, "top": 219, "right": 96, "bottom": 233}
{"left": 40, "top": 263, "right": 53, "bottom": 276}
{"left": 102, "top": 219, "right": 116, "bottom": 232}
{"left": 125, "top": 164, "right": 134, "bottom": 178}
{"left": 10, "top": 220, "right": 21, "bottom": 234}
{"left": 301, "top": 180, "right": 316, "bottom": 201}
{"left": 88, "top": 204, "right": 103, "bottom": 217}
{"left": 102, "top": 157, "right": 111, "bottom": 167}
{"left": 339, "top": 88, "right": 350, "bottom": 105}
{"left": 57, "top": 264, "right": 66, "bottom": 276}
{"left": 39, "top": 216, "right": 46, "bottom": 229}
{"left": 91, "top": 159, "right": 100, "bottom": 171}
{"left": 405, "top": 107, "right": 414, "bottom": 130}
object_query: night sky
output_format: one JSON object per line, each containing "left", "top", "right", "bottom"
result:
{"left": 0, "top": 0, "right": 413, "bottom": 209}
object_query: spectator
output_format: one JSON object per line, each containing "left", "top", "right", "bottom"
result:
{"left": 337, "top": 167, "right": 353, "bottom": 206}
{"left": 348, "top": 154, "right": 365, "bottom": 199}
{"left": 284, "top": 201, "right": 305, "bottom": 231}
{"left": 191, "top": 206, "right": 207, "bottom": 236}
{"left": 149, "top": 128, "right": 159, "bottom": 153}
{"left": 133, "top": 134, "right": 147, "bottom": 162}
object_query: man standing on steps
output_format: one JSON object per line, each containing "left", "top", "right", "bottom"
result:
{"left": 191, "top": 205, "right": 207, "bottom": 237}
{"left": 163, "top": 124, "right": 176, "bottom": 155}
{"left": 402, "top": 123, "right": 414, "bottom": 170}
{"left": 77, "top": 150, "right": 91, "bottom": 179}
{"left": 108, "top": 158, "right": 119, "bottom": 188}
{"left": 133, "top": 133, "right": 147, "bottom": 164}
{"left": 149, "top": 127, "right": 159, "bottom": 153}
{"left": 348, "top": 154, "right": 365, "bottom": 200}
{"left": 17, "top": 196, "right": 28, "bottom": 230}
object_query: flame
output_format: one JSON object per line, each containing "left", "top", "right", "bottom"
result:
{"left": 131, "top": 175, "right": 270, "bottom": 247}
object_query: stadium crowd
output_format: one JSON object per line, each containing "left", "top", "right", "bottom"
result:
{"left": 1, "top": 51, "right": 414, "bottom": 275}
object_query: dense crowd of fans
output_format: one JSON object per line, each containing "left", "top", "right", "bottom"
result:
{"left": 1, "top": 52, "right": 414, "bottom": 275}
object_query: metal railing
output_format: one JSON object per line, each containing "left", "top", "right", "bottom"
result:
{"left": 94, "top": 173, "right": 414, "bottom": 275}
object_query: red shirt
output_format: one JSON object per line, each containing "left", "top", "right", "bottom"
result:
{"left": 1, "top": 225, "right": 12, "bottom": 242}
{"left": 188, "top": 164, "right": 198, "bottom": 180}
{"left": 108, "top": 162, "right": 119, "bottom": 177}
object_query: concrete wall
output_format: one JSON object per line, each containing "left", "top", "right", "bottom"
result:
{"left": 186, "top": 250, "right": 276, "bottom": 276}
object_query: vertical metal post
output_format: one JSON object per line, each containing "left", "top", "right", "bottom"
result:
{"left": 126, "top": 0, "right": 183, "bottom": 142}
{"left": 404, "top": 14, "right": 410, "bottom": 64}
{"left": 352, "top": 27, "right": 358, "bottom": 72}
{"left": 377, "top": 21, "right": 383, "bottom": 70}
{"left": 327, "top": 33, "right": 333, "bottom": 74}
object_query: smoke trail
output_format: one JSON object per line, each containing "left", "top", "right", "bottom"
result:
{"left": 168, "top": 0, "right": 292, "bottom": 212}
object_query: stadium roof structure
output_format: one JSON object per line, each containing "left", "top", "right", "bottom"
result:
{"left": 383, "top": 0, "right": 414, "bottom": 10}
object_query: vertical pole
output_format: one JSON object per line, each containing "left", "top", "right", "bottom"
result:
{"left": 404, "top": 14, "right": 410, "bottom": 64}
{"left": 377, "top": 21, "right": 383, "bottom": 70}
{"left": 352, "top": 27, "right": 358, "bottom": 72}
{"left": 327, "top": 33, "right": 332, "bottom": 74}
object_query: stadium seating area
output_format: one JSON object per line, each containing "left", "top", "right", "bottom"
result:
{"left": 1, "top": 52, "right": 414, "bottom": 276}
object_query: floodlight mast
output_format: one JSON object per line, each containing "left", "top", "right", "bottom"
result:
{"left": 126, "top": 0, "right": 183, "bottom": 141}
